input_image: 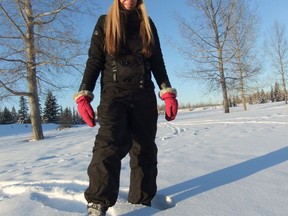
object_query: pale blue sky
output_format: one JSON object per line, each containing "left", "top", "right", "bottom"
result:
{"left": 2, "top": 0, "right": 288, "bottom": 110}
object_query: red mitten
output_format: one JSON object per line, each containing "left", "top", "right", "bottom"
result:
{"left": 161, "top": 92, "right": 178, "bottom": 121}
{"left": 76, "top": 95, "right": 96, "bottom": 127}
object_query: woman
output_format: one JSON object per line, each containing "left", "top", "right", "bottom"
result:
{"left": 74, "top": 0, "right": 178, "bottom": 215}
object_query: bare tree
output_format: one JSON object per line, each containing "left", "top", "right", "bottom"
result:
{"left": 227, "top": 1, "right": 261, "bottom": 111}
{"left": 0, "top": 0, "right": 97, "bottom": 140}
{"left": 174, "top": 0, "right": 249, "bottom": 113}
{"left": 268, "top": 21, "right": 288, "bottom": 104}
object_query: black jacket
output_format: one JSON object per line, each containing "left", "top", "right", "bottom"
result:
{"left": 79, "top": 10, "right": 171, "bottom": 92}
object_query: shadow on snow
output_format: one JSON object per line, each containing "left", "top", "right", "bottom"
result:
{"left": 123, "top": 146, "right": 288, "bottom": 215}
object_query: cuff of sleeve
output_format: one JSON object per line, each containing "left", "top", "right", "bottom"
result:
{"left": 159, "top": 87, "right": 177, "bottom": 99}
{"left": 73, "top": 90, "right": 94, "bottom": 102}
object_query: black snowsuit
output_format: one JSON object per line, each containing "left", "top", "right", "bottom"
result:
{"left": 80, "top": 10, "right": 172, "bottom": 208}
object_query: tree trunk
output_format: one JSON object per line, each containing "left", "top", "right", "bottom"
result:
{"left": 210, "top": 1, "right": 230, "bottom": 114}
{"left": 281, "top": 75, "right": 288, "bottom": 104}
{"left": 239, "top": 79, "right": 247, "bottom": 111}
{"left": 237, "top": 54, "right": 247, "bottom": 111}
{"left": 220, "top": 65, "right": 230, "bottom": 113}
{"left": 218, "top": 50, "right": 230, "bottom": 113}
{"left": 25, "top": 0, "right": 44, "bottom": 140}
{"left": 280, "top": 64, "right": 288, "bottom": 104}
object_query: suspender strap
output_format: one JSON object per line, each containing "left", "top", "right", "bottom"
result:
{"left": 112, "top": 59, "right": 117, "bottom": 82}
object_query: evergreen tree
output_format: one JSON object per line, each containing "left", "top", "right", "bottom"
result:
{"left": 11, "top": 106, "right": 17, "bottom": 123}
{"left": 59, "top": 106, "right": 63, "bottom": 119}
{"left": 73, "top": 107, "right": 85, "bottom": 124}
{"left": 38, "top": 100, "right": 43, "bottom": 119}
{"left": 228, "top": 97, "right": 233, "bottom": 107}
{"left": 232, "top": 95, "right": 237, "bottom": 107}
{"left": 270, "top": 86, "right": 275, "bottom": 102}
{"left": 2, "top": 107, "right": 14, "bottom": 124}
{"left": 59, "top": 107, "right": 73, "bottom": 128}
{"left": 0, "top": 109, "right": 3, "bottom": 124}
{"left": 254, "top": 90, "right": 260, "bottom": 104}
{"left": 259, "top": 89, "right": 267, "bottom": 103}
{"left": 18, "top": 96, "right": 29, "bottom": 124}
{"left": 42, "top": 91, "right": 59, "bottom": 123}
{"left": 274, "top": 82, "right": 283, "bottom": 102}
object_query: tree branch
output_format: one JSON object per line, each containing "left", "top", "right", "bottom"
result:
{"left": 0, "top": 3, "right": 25, "bottom": 38}
{"left": 34, "top": 0, "right": 77, "bottom": 19}
{"left": 0, "top": 80, "right": 32, "bottom": 97}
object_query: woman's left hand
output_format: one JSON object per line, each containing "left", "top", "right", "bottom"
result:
{"left": 161, "top": 92, "right": 178, "bottom": 121}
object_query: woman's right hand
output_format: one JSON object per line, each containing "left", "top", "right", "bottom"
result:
{"left": 76, "top": 95, "right": 96, "bottom": 127}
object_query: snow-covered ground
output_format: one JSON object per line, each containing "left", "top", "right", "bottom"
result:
{"left": 0, "top": 102, "right": 287, "bottom": 216}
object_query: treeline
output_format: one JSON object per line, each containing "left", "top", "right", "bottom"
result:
{"left": 0, "top": 91, "right": 84, "bottom": 127}
{"left": 229, "top": 81, "right": 286, "bottom": 107}
{"left": 1, "top": 81, "right": 286, "bottom": 125}
{"left": 172, "top": 81, "right": 287, "bottom": 110}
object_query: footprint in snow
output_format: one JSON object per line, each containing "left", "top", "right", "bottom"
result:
{"left": 1, "top": 180, "right": 87, "bottom": 214}
{"left": 30, "top": 192, "right": 86, "bottom": 213}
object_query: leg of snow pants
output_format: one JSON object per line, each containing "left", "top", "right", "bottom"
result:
{"left": 84, "top": 94, "right": 133, "bottom": 208}
{"left": 127, "top": 91, "right": 158, "bottom": 205}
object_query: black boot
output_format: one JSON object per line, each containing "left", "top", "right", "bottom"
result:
{"left": 87, "top": 203, "right": 107, "bottom": 216}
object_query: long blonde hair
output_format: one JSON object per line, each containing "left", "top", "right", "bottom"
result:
{"left": 104, "top": 0, "right": 154, "bottom": 57}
